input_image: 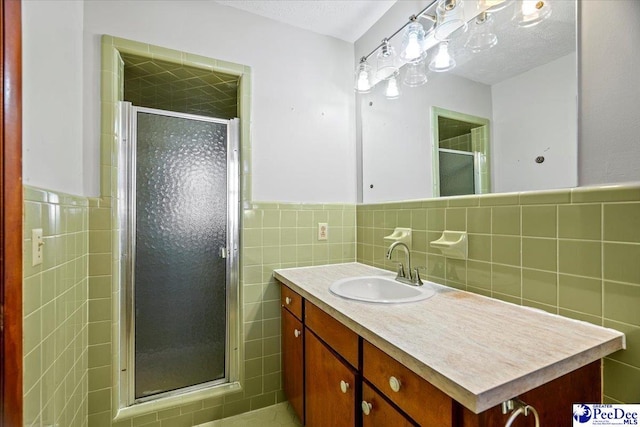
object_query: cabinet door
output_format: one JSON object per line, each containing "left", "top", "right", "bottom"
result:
{"left": 362, "top": 382, "right": 416, "bottom": 427}
{"left": 282, "top": 308, "right": 304, "bottom": 424}
{"left": 460, "top": 360, "right": 601, "bottom": 427}
{"left": 305, "top": 330, "right": 357, "bottom": 427}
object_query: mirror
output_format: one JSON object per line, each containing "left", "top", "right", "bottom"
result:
{"left": 359, "top": 0, "right": 577, "bottom": 203}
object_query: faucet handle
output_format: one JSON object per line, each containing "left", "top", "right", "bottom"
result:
{"left": 395, "top": 263, "right": 406, "bottom": 279}
{"left": 412, "top": 267, "right": 424, "bottom": 286}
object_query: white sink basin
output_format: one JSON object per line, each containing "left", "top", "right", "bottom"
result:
{"left": 329, "top": 276, "right": 435, "bottom": 303}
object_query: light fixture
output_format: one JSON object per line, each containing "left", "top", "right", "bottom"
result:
{"left": 385, "top": 74, "right": 401, "bottom": 99}
{"left": 354, "top": 58, "right": 373, "bottom": 93}
{"left": 429, "top": 42, "right": 456, "bottom": 72}
{"left": 477, "top": 0, "right": 513, "bottom": 12}
{"left": 434, "top": 0, "right": 468, "bottom": 41}
{"left": 403, "top": 59, "right": 428, "bottom": 87}
{"left": 400, "top": 20, "right": 426, "bottom": 62}
{"left": 512, "top": 0, "right": 552, "bottom": 27}
{"left": 376, "top": 39, "right": 399, "bottom": 80}
{"left": 465, "top": 12, "right": 498, "bottom": 52}
{"left": 356, "top": 0, "right": 544, "bottom": 98}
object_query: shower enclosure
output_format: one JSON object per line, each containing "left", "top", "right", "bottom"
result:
{"left": 438, "top": 149, "right": 484, "bottom": 197}
{"left": 118, "top": 102, "right": 239, "bottom": 404}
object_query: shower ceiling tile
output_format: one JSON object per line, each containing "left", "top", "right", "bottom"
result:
{"left": 170, "top": 67, "right": 196, "bottom": 80}
{"left": 122, "top": 52, "right": 239, "bottom": 119}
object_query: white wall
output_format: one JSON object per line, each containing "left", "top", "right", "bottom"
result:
{"left": 492, "top": 53, "right": 577, "bottom": 193}
{"left": 360, "top": 74, "right": 492, "bottom": 203}
{"left": 81, "top": 1, "right": 356, "bottom": 202}
{"left": 579, "top": 0, "right": 640, "bottom": 185}
{"left": 23, "top": 1, "right": 356, "bottom": 202}
{"left": 22, "top": 0, "right": 84, "bottom": 195}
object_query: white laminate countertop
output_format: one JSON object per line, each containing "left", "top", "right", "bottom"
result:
{"left": 273, "top": 262, "right": 625, "bottom": 414}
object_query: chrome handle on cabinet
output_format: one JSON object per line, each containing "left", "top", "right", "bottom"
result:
{"left": 340, "top": 380, "right": 350, "bottom": 393}
{"left": 361, "top": 401, "right": 373, "bottom": 416}
{"left": 285, "top": 296, "right": 292, "bottom": 305}
{"left": 294, "top": 329, "right": 301, "bottom": 338}
{"left": 389, "top": 376, "right": 401, "bottom": 392}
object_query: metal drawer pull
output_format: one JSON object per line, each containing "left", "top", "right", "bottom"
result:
{"left": 285, "top": 296, "right": 292, "bottom": 305}
{"left": 340, "top": 380, "right": 349, "bottom": 393}
{"left": 362, "top": 401, "right": 373, "bottom": 416}
{"left": 389, "top": 376, "right": 401, "bottom": 392}
{"left": 294, "top": 329, "right": 301, "bottom": 338}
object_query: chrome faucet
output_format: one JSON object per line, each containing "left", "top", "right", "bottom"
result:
{"left": 385, "top": 241, "right": 423, "bottom": 286}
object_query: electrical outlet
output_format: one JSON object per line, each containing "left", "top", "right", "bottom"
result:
{"left": 32, "top": 228, "right": 43, "bottom": 266}
{"left": 317, "top": 223, "right": 328, "bottom": 241}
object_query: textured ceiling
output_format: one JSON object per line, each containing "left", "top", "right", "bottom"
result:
{"left": 214, "top": 0, "right": 397, "bottom": 43}
{"left": 448, "top": 0, "right": 576, "bottom": 85}
{"left": 122, "top": 53, "right": 239, "bottom": 119}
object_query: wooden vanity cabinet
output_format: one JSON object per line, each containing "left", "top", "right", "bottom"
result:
{"left": 281, "top": 286, "right": 304, "bottom": 423}
{"left": 279, "top": 283, "right": 602, "bottom": 427}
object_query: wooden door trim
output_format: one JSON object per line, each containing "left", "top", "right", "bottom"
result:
{"left": 1, "top": 0, "right": 24, "bottom": 425}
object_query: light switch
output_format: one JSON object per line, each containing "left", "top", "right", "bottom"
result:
{"left": 318, "top": 223, "right": 328, "bottom": 241}
{"left": 32, "top": 228, "right": 43, "bottom": 266}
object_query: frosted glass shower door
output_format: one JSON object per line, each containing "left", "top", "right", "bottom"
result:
{"left": 127, "top": 107, "right": 238, "bottom": 401}
{"left": 439, "top": 149, "right": 475, "bottom": 197}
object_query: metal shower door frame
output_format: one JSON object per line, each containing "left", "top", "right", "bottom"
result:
{"left": 117, "top": 102, "right": 240, "bottom": 406}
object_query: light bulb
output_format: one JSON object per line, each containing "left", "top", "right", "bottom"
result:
{"left": 429, "top": 42, "right": 456, "bottom": 72}
{"left": 357, "top": 71, "right": 371, "bottom": 92}
{"left": 385, "top": 76, "right": 400, "bottom": 99}
{"left": 477, "top": 0, "right": 512, "bottom": 12}
{"left": 521, "top": 0, "right": 538, "bottom": 15}
{"left": 400, "top": 22, "right": 426, "bottom": 62}
{"left": 512, "top": 0, "right": 551, "bottom": 27}
{"left": 354, "top": 61, "right": 372, "bottom": 93}
{"left": 405, "top": 34, "right": 422, "bottom": 60}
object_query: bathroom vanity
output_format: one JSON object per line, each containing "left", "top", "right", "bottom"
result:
{"left": 275, "top": 263, "right": 625, "bottom": 427}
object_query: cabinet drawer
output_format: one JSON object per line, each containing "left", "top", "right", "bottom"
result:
{"left": 362, "top": 382, "right": 416, "bottom": 427}
{"left": 281, "top": 284, "right": 303, "bottom": 320}
{"left": 363, "top": 340, "right": 453, "bottom": 426}
{"left": 305, "top": 302, "right": 359, "bottom": 368}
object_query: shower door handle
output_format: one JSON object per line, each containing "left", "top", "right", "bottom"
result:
{"left": 219, "top": 247, "right": 228, "bottom": 259}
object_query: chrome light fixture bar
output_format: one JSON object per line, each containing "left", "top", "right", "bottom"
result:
{"left": 354, "top": 0, "right": 550, "bottom": 94}
{"left": 357, "top": 0, "right": 439, "bottom": 68}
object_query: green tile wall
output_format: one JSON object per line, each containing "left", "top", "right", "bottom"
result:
{"left": 238, "top": 202, "right": 356, "bottom": 410}
{"left": 23, "top": 186, "right": 89, "bottom": 427}
{"left": 356, "top": 184, "right": 640, "bottom": 404}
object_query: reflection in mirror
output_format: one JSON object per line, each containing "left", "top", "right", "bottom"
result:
{"left": 359, "top": 0, "right": 577, "bottom": 203}
{"left": 433, "top": 107, "right": 490, "bottom": 197}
